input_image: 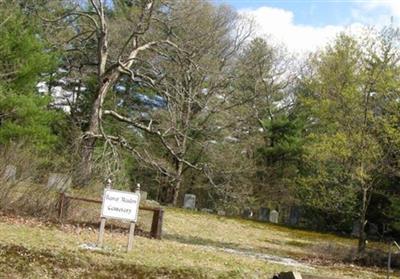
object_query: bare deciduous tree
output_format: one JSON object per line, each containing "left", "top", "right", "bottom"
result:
{"left": 102, "top": 1, "right": 253, "bottom": 204}
{"left": 41, "top": 0, "right": 178, "bottom": 183}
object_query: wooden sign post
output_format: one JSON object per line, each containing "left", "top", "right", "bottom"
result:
{"left": 97, "top": 216, "right": 107, "bottom": 248}
{"left": 97, "top": 183, "right": 141, "bottom": 252}
{"left": 127, "top": 221, "right": 136, "bottom": 252}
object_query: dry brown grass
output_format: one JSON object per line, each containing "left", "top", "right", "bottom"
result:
{"left": 0, "top": 206, "right": 395, "bottom": 278}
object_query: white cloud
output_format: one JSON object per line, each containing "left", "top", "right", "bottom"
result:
{"left": 363, "top": 1, "right": 400, "bottom": 16}
{"left": 240, "top": 6, "right": 363, "bottom": 55}
{"left": 353, "top": 1, "right": 400, "bottom": 26}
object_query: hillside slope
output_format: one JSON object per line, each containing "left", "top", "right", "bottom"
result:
{"left": 0, "top": 208, "right": 396, "bottom": 278}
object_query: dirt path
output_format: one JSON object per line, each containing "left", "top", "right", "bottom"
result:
{"left": 201, "top": 245, "right": 314, "bottom": 269}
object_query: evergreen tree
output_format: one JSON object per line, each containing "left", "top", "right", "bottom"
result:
{"left": 0, "top": 2, "right": 60, "bottom": 150}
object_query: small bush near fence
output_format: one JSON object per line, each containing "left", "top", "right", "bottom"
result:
{"left": 0, "top": 180, "right": 59, "bottom": 218}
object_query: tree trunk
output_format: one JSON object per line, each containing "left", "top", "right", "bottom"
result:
{"left": 172, "top": 161, "right": 184, "bottom": 206}
{"left": 78, "top": 72, "right": 120, "bottom": 185}
{"left": 78, "top": 136, "right": 97, "bottom": 185}
{"left": 357, "top": 188, "right": 368, "bottom": 256}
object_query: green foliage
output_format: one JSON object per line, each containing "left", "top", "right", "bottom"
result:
{"left": 254, "top": 113, "right": 306, "bottom": 207}
{"left": 0, "top": 2, "right": 61, "bottom": 150}
{"left": 2, "top": 0, "right": 399, "bottom": 243}
{"left": 296, "top": 29, "right": 400, "bottom": 236}
{"left": 0, "top": 3, "right": 56, "bottom": 91}
{"left": 294, "top": 34, "right": 369, "bottom": 230}
{"left": 388, "top": 196, "right": 400, "bottom": 232}
{"left": 0, "top": 88, "right": 61, "bottom": 149}
{"left": 258, "top": 115, "right": 304, "bottom": 165}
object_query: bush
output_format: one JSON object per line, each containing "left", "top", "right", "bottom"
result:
{"left": 0, "top": 144, "right": 70, "bottom": 218}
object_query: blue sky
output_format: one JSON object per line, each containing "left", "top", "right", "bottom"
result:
{"left": 222, "top": 0, "right": 357, "bottom": 26}
{"left": 213, "top": 0, "right": 400, "bottom": 53}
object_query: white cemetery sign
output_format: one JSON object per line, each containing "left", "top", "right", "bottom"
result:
{"left": 101, "top": 189, "right": 140, "bottom": 221}
{"left": 98, "top": 184, "right": 141, "bottom": 252}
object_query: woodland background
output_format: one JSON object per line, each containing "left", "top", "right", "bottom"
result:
{"left": 1, "top": 0, "right": 400, "bottom": 257}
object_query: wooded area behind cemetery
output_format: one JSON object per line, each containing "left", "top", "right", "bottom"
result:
{"left": 1, "top": 0, "right": 400, "bottom": 258}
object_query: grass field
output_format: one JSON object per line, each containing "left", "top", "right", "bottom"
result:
{"left": 0, "top": 208, "right": 397, "bottom": 278}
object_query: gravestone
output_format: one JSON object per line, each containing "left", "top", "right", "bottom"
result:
{"left": 269, "top": 210, "right": 279, "bottom": 223}
{"left": 183, "top": 194, "right": 196, "bottom": 209}
{"left": 2, "top": 165, "right": 16, "bottom": 182}
{"left": 259, "top": 207, "right": 270, "bottom": 221}
{"left": 242, "top": 208, "right": 253, "bottom": 218}
{"left": 217, "top": 210, "right": 226, "bottom": 216}
{"left": 140, "top": 191, "right": 148, "bottom": 201}
{"left": 351, "top": 222, "right": 360, "bottom": 236}
{"left": 47, "top": 173, "right": 72, "bottom": 192}
{"left": 201, "top": 208, "right": 213, "bottom": 214}
{"left": 288, "top": 207, "right": 301, "bottom": 226}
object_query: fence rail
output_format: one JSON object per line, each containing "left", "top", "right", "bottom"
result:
{"left": 57, "top": 193, "right": 164, "bottom": 239}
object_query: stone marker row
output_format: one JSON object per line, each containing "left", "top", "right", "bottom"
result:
{"left": 1, "top": 166, "right": 153, "bottom": 204}
{"left": 247, "top": 206, "right": 304, "bottom": 225}
{"left": 1, "top": 165, "right": 73, "bottom": 191}
{"left": 242, "top": 207, "right": 280, "bottom": 223}
{"left": 182, "top": 193, "right": 298, "bottom": 225}
{"left": 258, "top": 207, "right": 301, "bottom": 226}
{"left": 183, "top": 193, "right": 286, "bottom": 224}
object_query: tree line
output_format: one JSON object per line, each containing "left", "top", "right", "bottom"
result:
{"left": 1, "top": 0, "right": 400, "bottom": 256}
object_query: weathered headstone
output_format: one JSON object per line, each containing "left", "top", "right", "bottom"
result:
{"left": 2, "top": 165, "right": 16, "bottom": 182}
{"left": 259, "top": 207, "right": 270, "bottom": 221}
{"left": 242, "top": 208, "right": 253, "bottom": 218}
{"left": 47, "top": 173, "right": 72, "bottom": 192}
{"left": 351, "top": 222, "right": 360, "bottom": 236}
{"left": 201, "top": 208, "right": 213, "bottom": 214}
{"left": 217, "top": 210, "right": 226, "bottom": 216}
{"left": 140, "top": 191, "right": 148, "bottom": 201}
{"left": 269, "top": 210, "right": 279, "bottom": 223}
{"left": 183, "top": 194, "right": 196, "bottom": 209}
{"left": 288, "top": 207, "right": 301, "bottom": 226}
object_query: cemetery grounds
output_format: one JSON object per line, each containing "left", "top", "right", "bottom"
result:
{"left": 0, "top": 204, "right": 397, "bottom": 278}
